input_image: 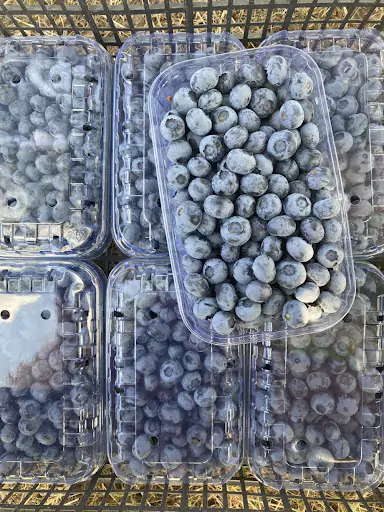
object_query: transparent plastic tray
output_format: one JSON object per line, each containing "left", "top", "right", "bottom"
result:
{"left": 149, "top": 45, "right": 355, "bottom": 345}
{"left": 0, "top": 261, "right": 104, "bottom": 484}
{"left": 0, "top": 36, "right": 111, "bottom": 258}
{"left": 113, "top": 32, "right": 244, "bottom": 256}
{"left": 106, "top": 260, "right": 243, "bottom": 484}
{"left": 261, "top": 29, "right": 384, "bottom": 258}
{"left": 249, "top": 261, "right": 384, "bottom": 492}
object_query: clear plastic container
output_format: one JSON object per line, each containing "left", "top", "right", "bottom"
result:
{"left": 106, "top": 260, "right": 243, "bottom": 484}
{"left": 249, "top": 261, "right": 384, "bottom": 492}
{"left": 0, "top": 260, "right": 105, "bottom": 484}
{"left": 0, "top": 36, "right": 111, "bottom": 258}
{"left": 261, "top": 29, "right": 384, "bottom": 258}
{"left": 113, "top": 32, "right": 244, "bottom": 256}
{"left": 149, "top": 45, "right": 355, "bottom": 345}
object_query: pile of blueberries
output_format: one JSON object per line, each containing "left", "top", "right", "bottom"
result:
{"left": 0, "top": 42, "right": 103, "bottom": 251}
{"left": 111, "top": 267, "right": 241, "bottom": 481}
{"left": 159, "top": 54, "right": 348, "bottom": 335}
{"left": 252, "top": 265, "right": 382, "bottom": 486}
{"left": 117, "top": 36, "right": 236, "bottom": 254}
{"left": 0, "top": 268, "right": 99, "bottom": 479}
{"left": 310, "top": 45, "right": 384, "bottom": 252}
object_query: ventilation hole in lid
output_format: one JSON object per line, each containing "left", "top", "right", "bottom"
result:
{"left": 84, "top": 200, "right": 95, "bottom": 208}
{"left": 296, "top": 440, "right": 307, "bottom": 451}
{"left": 114, "top": 386, "right": 124, "bottom": 394}
{"left": 149, "top": 436, "right": 159, "bottom": 446}
{"left": 344, "top": 314, "right": 352, "bottom": 323}
{"left": 7, "top": 197, "right": 17, "bottom": 207}
{"left": 148, "top": 311, "right": 157, "bottom": 319}
{"left": 114, "top": 311, "right": 124, "bottom": 318}
{"left": 226, "top": 360, "right": 235, "bottom": 369}
{"left": 41, "top": 310, "right": 51, "bottom": 320}
{"left": 375, "top": 391, "right": 383, "bottom": 400}
{"left": 263, "top": 363, "right": 272, "bottom": 371}
{"left": 83, "top": 124, "right": 92, "bottom": 132}
{"left": 51, "top": 74, "right": 61, "bottom": 83}
{"left": 4, "top": 236, "right": 10, "bottom": 246}
{"left": 1, "top": 310, "right": 10, "bottom": 320}
{"left": 11, "top": 74, "right": 20, "bottom": 84}
{"left": 350, "top": 195, "right": 360, "bottom": 205}
{"left": 260, "top": 438, "right": 271, "bottom": 448}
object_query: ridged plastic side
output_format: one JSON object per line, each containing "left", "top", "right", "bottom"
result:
{"left": 261, "top": 28, "right": 384, "bottom": 258}
{"left": 0, "top": 36, "right": 111, "bottom": 258}
{"left": 106, "top": 260, "right": 243, "bottom": 484}
{"left": 249, "top": 261, "right": 384, "bottom": 492}
{"left": 0, "top": 260, "right": 105, "bottom": 484}
{"left": 112, "top": 32, "right": 244, "bottom": 257}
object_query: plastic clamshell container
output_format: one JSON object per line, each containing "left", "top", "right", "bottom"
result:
{"left": 261, "top": 29, "right": 384, "bottom": 258}
{"left": 149, "top": 45, "right": 355, "bottom": 345}
{"left": 0, "top": 36, "right": 111, "bottom": 258}
{"left": 113, "top": 32, "right": 244, "bottom": 257}
{"left": 249, "top": 261, "right": 384, "bottom": 492}
{"left": 0, "top": 261, "right": 105, "bottom": 484}
{"left": 107, "top": 260, "right": 243, "bottom": 484}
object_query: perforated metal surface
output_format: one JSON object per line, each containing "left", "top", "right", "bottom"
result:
{"left": 0, "top": 1, "right": 383, "bottom": 53}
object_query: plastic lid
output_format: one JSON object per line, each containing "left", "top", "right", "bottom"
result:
{"left": 107, "top": 260, "right": 242, "bottom": 484}
{"left": 113, "top": 32, "right": 244, "bottom": 256}
{"left": 0, "top": 36, "right": 111, "bottom": 258}
{"left": 250, "top": 261, "right": 384, "bottom": 491}
{"left": 261, "top": 29, "right": 384, "bottom": 258}
{"left": 0, "top": 261, "right": 104, "bottom": 484}
{"left": 149, "top": 45, "right": 355, "bottom": 344}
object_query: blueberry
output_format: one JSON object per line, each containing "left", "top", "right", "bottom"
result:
{"left": 310, "top": 392, "right": 335, "bottom": 416}
{"left": 223, "top": 125, "right": 249, "bottom": 150}
{"left": 188, "top": 178, "right": 213, "bottom": 203}
{"left": 202, "top": 258, "right": 228, "bottom": 284}
{"left": 238, "top": 63, "right": 265, "bottom": 88}
{"left": 183, "top": 234, "right": 211, "bottom": 259}
{"left": 212, "top": 106, "right": 238, "bottom": 134}
{"left": 276, "top": 260, "right": 306, "bottom": 288}
{"left": 0, "top": 424, "right": 18, "bottom": 444}
{"left": 335, "top": 95, "right": 358, "bottom": 117}
{"left": 235, "top": 297, "right": 261, "bottom": 322}
{"left": 235, "top": 194, "right": 256, "bottom": 219}
{"left": 286, "top": 236, "right": 314, "bottom": 262}
{"left": 300, "top": 217, "right": 324, "bottom": 243}
{"left": 172, "top": 87, "right": 198, "bottom": 114}
{"left": 333, "top": 131, "right": 353, "bottom": 155}
{"left": 160, "top": 112, "right": 185, "bottom": 141}
{"left": 280, "top": 100, "right": 304, "bottom": 129}
{"left": 194, "top": 385, "right": 217, "bottom": 407}
{"left": 261, "top": 235, "right": 283, "bottom": 262}
{"left": 160, "top": 359, "right": 184, "bottom": 385}
{"left": 267, "top": 130, "right": 298, "bottom": 160}
{"left": 275, "top": 159, "right": 299, "bottom": 181}
{"left": 187, "top": 155, "right": 212, "bottom": 177}
{"left": 295, "top": 148, "right": 323, "bottom": 171}
{"left": 295, "top": 282, "right": 320, "bottom": 304}
{"left": 238, "top": 108, "right": 261, "bottom": 133}
{"left": 226, "top": 149, "right": 256, "bottom": 175}
{"left": 245, "top": 278, "right": 271, "bottom": 303}
{"left": 256, "top": 193, "right": 282, "bottom": 221}
{"left": 250, "top": 88, "right": 277, "bottom": 118}
{"left": 265, "top": 56, "right": 288, "bottom": 87}
{"left": 323, "top": 218, "right": 342, "bottom": 243}
{"left": 283, "top": 193, "right": 312, "bottom": 220}
{"left": 229, "top": 84, "right": 252, "bottom": 110}
{"left": 212, "top": 170, "right": 239, "bottom": 196}
{"left": 18, "top": 417, "right": 42, "bottom": 436}
{"left": 186, "top": 108, "right": 212, "bottom": 136}
{"left": 190, "top": 67, "right": 219, "bottom": 94}
{"left": 35, "top": 423, "right": 57, "bottom": 446}
{"left": 217, "top": 71, "right": 237, "bottom": 94}
{"left": 19, "top": 399, "right": 40, "bottom": 420}
{"left": 316, "top": 244, "right": 344, "bottom": 268}
{"left": 211, "top": 311, "right": 236, "bottom": 335}
{"left": 181, "top": 371, "right": 202, "bottom": 392}
{"left": 347, "top": 113, "right": 368, "bottom": 137}
{"left": 267, "top": 215, "right": 296, "bottom": 237}
{"left": 176, "top": 201, "right": 202, "bottom": 235}
{"left": 199, "top": 135, "right": 226, "bottom": 162}
{"left": 267, "top": 174, "right": 289, "bottom": 199}
{"left": 317, "top": 291, "right": 341, "bottom": 314}
{"left": 204, "top": 195, "right": 234, "bottom": 220}
{"left": 324, "top": 77, "right": 349, "bottom": 99}
{"left": 166, "top": 140, "right": 193, "bottom": 164}
{"left": 216, "top": 283, "right": 237, "bottom": 311}
{"left": 240, "top": 174, "right": 268, "bottom": 196}
{"left": 198, "top": 89, "right": 223, "bottom": 113}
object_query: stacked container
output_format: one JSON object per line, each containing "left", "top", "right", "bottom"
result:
{"left": 0, "top": 36, "right": 110, "bottom": 484}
